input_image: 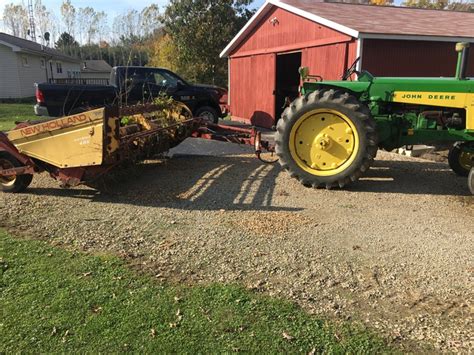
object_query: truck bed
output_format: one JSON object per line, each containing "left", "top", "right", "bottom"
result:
{"left": 35, "top": 83, "right": 116, "bottom": 117}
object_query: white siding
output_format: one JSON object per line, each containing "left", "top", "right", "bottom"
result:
{"left": 80, "top": 71, "right": 111, "bottom": 80}
{"left": 57, "top": 60, "right": 81, "bottom": 79}
{"left": 0, "top": 44, "right": 82, "bottom": 98}
{"left": 16, "top": 52, "right": 48, "bottom": 97}
{"left": 0, "top": 44, "right": 21, "bottom": 98}
{"left": 45, "top": 59, "right": 80, "bottom": 81}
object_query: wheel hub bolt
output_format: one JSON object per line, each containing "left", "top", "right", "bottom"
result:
{"left": 316, "top": 134, "right": 332, "bottom": 151}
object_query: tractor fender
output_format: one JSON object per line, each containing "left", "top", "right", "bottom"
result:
{"left": 309, "top": 83, "right": 370, "bottom": 99}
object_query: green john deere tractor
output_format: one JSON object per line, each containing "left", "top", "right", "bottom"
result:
{"left": 275, "top": 42, "right": 474, "bottom": 194}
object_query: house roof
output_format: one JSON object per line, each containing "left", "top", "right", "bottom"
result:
{"left": 220, "top": 0, "right": 474, "bottom": 57}
{"left": 0, "top": 32, "right": 81, "bottom": 62}
{"left": 82, "top": 60, "right": 112, "bottom": 73}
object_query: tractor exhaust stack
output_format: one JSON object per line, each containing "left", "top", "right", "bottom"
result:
{"left": 455, "top": 42, "right": 470, "bottom": 80}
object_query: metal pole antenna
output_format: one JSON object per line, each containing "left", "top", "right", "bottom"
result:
{"left": 27, "top": 0, "right": 36, "bottom": 42}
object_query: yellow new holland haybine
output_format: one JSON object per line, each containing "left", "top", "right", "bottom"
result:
{"left": 0, "top": 103, "right": 269, "bottom": 193}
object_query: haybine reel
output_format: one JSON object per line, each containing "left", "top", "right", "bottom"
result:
{"left": 0, "top": 103, "right": 273, "bottom": 193}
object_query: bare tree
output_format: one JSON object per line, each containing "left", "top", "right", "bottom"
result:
{"left": 48, "top": 12, "right": 61, "bottom": 45}
{"left": 77, "top": 7, "right": 100, "bottom": 44}
{"left": 34, "top": 0, "right": 53, "bottom": 44}
{"left": 2, "top": 3, "right": 29, "bottom": 38}
{"left": 60, "top": 0, "right": 76, "bottom": 37}
{"left": 126, "top": 10, "right": 141, "bottom": 37}
{"left": 95, "top": 11, "right": 108, "bottom": 42}
{"left": 113, "top": 9, "right": 141, "bottom": 38}
{"left": 140, "top": 4, "right": 162, "bottom": 37}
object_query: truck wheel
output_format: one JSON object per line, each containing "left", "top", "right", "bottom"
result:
{"left": 275, "top": 89, "right": 378, "bottom": 189}
{"left": 0, "top": 152, "right": 33, "bottom": 193}
{"left": 468, "top": 168, "right": 474, "bottom": 195}
{"left": 195, "top": 106, "right": 219, "bottom": 124}
{"left": 448, "top": 142, "right": 473, "bottom": 177}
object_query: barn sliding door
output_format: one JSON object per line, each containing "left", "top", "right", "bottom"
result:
{"left": 230, "top": 53, "right": 275, "bottom": 128}
{"left": 301, "top": 42, "right": 352, "bottom": 81}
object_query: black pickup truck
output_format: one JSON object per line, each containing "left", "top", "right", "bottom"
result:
{"left": 35, "top": 66, "right": 228, "bottom": 123}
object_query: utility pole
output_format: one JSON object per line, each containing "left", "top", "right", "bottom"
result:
{"left": 27, "top": 0, "right": 36, "bottom": 42}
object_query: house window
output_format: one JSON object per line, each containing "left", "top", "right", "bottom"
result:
{"left": 21, "top": 56, "right": 29, "bottom": 67}
{"left": 67, "top": 70, "right": 81, "bottom": 79}
{"left": 56, "top": 62, "right": 63, "bottom": 74}
{"left": 40, "top": 58, "right": 46, "bottom": 69}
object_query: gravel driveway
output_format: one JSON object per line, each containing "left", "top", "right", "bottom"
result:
{"left": 1, "top": 139, "right": 473, "bottom": 351}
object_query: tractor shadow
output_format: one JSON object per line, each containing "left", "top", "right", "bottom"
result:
{"left": 27, "top": 152, "right": 298, "bottom": 212}
{"left": 349, "top": 158, "right": 471, "bottom": 196}
{"left": 98, "top": 154, "right": 291, "bottom": 211}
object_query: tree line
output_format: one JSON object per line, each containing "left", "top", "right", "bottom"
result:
{"left": 2, "top": 0, "right": 472, "bottom": 87}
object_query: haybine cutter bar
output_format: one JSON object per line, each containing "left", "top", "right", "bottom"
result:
{"left": 0, "top": 104, "right": 274, "bottom": 192}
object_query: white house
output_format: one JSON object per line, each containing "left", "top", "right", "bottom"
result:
{"left": 0, "top": 32, "right": 81, "bottom": 99}
{"left": 80, "top": 60, "right": 112, "bottom": 82}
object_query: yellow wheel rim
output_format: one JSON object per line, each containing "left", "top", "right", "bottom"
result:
{"left": 289, "top": 108, "right": 360, "bottom": 177}
{"left": 459, "top": 150, "right": 473, "bottom": 170}
{"left": 0, "top": 159, "right": 16, "bottom": 186}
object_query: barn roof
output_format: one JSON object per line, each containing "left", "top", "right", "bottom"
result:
{"left": 0, "top": 32, "right": 81, "bottom": 62}
{"left": 220, "top": 0, "right": 474, "bottom": 57}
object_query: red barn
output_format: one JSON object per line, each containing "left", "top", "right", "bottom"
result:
{"left": 220, "top": 0, "right": 474, "bottom": 128}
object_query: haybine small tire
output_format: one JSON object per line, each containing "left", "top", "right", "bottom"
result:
{"left": 0, "top": 152, "right": 33, "bottom": 193}
{"left": 468, "top": 168, "right": 474, "bottom": 195}
{"left": 275, "top": 89, "right": 378, "bottom": 189}
{"left": 448, "top": 141, "right": 473, "bottom": 177}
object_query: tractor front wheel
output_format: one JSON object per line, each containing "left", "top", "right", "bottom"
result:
{"left": 448, "top": 142, "right": 474, "bottom": 177}
{"left": 0, "top": 152, "right": 33, "bottom": 193}
{"left": 275, "top": 89, "right": 378, "bottom": 189}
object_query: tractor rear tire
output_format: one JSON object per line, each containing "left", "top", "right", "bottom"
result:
{"left": 275, "top": 89, "right": 378, "bottom": 189}
{"left": 0, "top": 152, "right": 33, "bottom": 193}
{"left": 448, "top": 142, "right": 473, "bottom": 177}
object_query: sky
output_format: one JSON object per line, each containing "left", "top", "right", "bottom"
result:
{"left": 0, "top": 0, "right": 169, "bottom": 15}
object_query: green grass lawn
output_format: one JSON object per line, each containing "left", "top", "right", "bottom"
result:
{"left": 0, "top": 102, "right": 37, "bottom": 131}
{"left": 0, "top": 231, "right": 392, "bottom": 353}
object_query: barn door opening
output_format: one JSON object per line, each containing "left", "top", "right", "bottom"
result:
{"left": 275, "top": 51, "right": 302, "bottom": 124}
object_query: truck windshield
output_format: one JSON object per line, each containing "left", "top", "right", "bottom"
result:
{"left": 155, "top": 71, "right": 183, "bottom": 87}
{"left": 117, "top": 68, "right": 187, "bottom": 89}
